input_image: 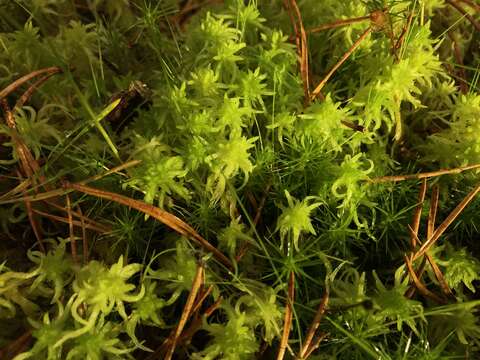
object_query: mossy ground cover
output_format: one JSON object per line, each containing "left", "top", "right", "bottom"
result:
{"left": 0, "top": 0, "right": 480, "bottom": 359}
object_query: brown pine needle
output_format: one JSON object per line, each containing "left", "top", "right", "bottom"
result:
{"left": 369, "top": 163, "right": 480, "bottom": 183}
{"left": 190, "top": 285, "right": 214, "bottom": 316}
{"left": 395, "top": 9, "right": 415, "bottom": 53}
{"left": 20, "top": 182, "right": 45, "bottom": 253}
{"left": 277, "top": 271, "right": 295, "bottom": 360}
{"left": 14, "top": 72, "right": 58, "bottom": 110}
{"left": 165, "top": 263, "right": 204, "bottom": 360}
{"left": 285, "top": 0, "right": 310, "bottom": 103}
{"left": 32, "top": 209, "right": 109, "bottom": 234}
{"left": 0, "top": 66, "right": 62, "bottom": 100}
{"left": 76, "top": 205, "right": 89, "bottom": 264}
{"left": 406, "top": 185, "right": 440, "bottom": 298}
{"left": 304, "top": 332, "right": 328, "bottom": 359}
{"left": 65, "top": 182, "right": 233, "bottom": 269}
{"left": 404, "top": 255, "right": 446, "bottom": 304}
{"left": 410, "top": 179, "right": 427, "bottom": 249}
{"left": 78, "top": 159, "right": 142, "bottom": 185}
{"left": 446, "top": 0, "right": 480, "bottom": 32}
{"left": 311, "top": 27, "right": 371, "bottom": 101}
{"left": 457, "top": 0, "right": 480, "bottom": 11}
{"left": 405, "top": 257, "right": 427, "bottom": 298}
{"left": 43, "top": 199, "right": 111, "bottom": 233}
{"left": 427, "top": 185, "right": 440, "bottom": 239}
{"left": 300, "top": 289, "right": 329, "bottom": 359}
{"left": 66, "top": 194, "right": 78, "bottom": 264}
{"left": 413, "top": 182, "right": 480, "bottom": 261}
{"left": 307, "top": 15, "right": 371, "bottom": 33}
{"left": 425, "top": 254, "right": 455, "bottom": 298}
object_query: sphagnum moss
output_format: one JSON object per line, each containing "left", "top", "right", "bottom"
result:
{"left": 0, "top": 0, "right": 479, "bottom": 359}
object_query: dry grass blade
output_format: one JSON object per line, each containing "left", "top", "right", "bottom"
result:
{"left": 65, "top": 182, "right": 233, "bottom": 269}
{"left": 446, "top": 0, "right": 480, "bottom": 32}
{"left": 310, "top": 27, "right": 372, "bottom": 101}
{"left": 0, "top": 66, "right": 62, "bottom": 100}
{"left": 165, "top": 262, "right": 204, "bottom": 360}
{"left": 404, "top": 255, "right": 446, "bottom": 304}
{"left": 277, "top": 271, "right": 295, "bottom": 360}
{"left": 413, "top": 182, "right": 480, "bottom": 261}
{"left": 307, "top": 15, "right": 370, "bottom": 33}
{"left": 300, "top": 289, "right": 329, "bottom": 359}
{"left": 410, "top": 179, "right": 427, "bottom": 249}
{"left": 369, "top": 163, "right": 480, "bottom": 183}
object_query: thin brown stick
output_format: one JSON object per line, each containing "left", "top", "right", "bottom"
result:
{"left": 307, "top": 15, "right": 371, "bottom": 33}
{"left": 0, "top": 66, "right": 62, "bottom": 100}
{"left": 410, "top": 179, "right": 427, "bottom": 249}
{"left": 65, "top": 182, "right": 233, "bottom": 269}
{"left": 165, "top": 263, "right": 204, "bottom": 360}
{"left": 31, "top": 209, "right": 108, "bottom": 234}
{"left": 369, "top": 163, "right": 480, "bottom": 183}
{"left": 277, "top": 271, "right": 295, "bottom": 360}
{"left": 413, "top": 182, "right": 480, "bottom": 261}
{"left": 446, "top": 0, "right": 480, "bottom": 32}
{"left": 404, "top": 255, "right": 446, "bottom": 304}
{"left": 310, "top": 27, "right": 372, "bottom": 101}
{"left": 66, "top": 194, "right": 78, "bottom": 264}
{"left": 14, "top": 72, "right": 58, "bottom": 110}
{"left": 300, "top": 289, "right": 329, "bottom": 358}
